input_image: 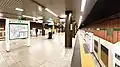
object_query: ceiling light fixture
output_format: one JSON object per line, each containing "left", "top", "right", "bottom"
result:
{"left": 78, "top": 16, "right": 83, "bottom": 28}
{"left": 60, "top": 14, "right": 67, "bottom": 18}
{"left": 22, "top": 15, "right": 35, "bottom": 19}
{"left": 45, "top": 8, "right": 58, "bottom": 17}
{"left": 0, "top": 13, "right": 3, "bottom": 17}
{"left": 22, "top": 15, "right": 43, "bottom": 21}
{"left": 37, "top": 16, "right": 43, "bottom": 19}
{"left": 81, "top": 0, "right": 87, "bottom": 12}
{"left": 15, "top": 8, "right": 24, "bottom": 12}
{"left": 38, "top": 6, "right": 42, "bottom": 12}
{"left": 29, "top": 0, "right": 58, "bottom": 17}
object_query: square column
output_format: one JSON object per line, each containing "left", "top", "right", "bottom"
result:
{"left": 42, "top": 23, "right": 45, "bottom": 36}
{"left": 65, "top": 10, "right": 73, "bottom": 48}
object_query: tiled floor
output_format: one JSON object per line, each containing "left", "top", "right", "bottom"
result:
{"left": 0, "top": 33, "right": 75, "bottom": 67}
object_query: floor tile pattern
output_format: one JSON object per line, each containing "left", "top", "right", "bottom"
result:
{"left": 0, "top": 33, "right": 75, "bottom": 67}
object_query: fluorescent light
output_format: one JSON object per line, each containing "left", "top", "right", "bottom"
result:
{"left": 38, "top": 6, "right": 42, "bottom": 12}
{"left": 81, "top": 0, "right": 87, "bottom": 12}
{"left": 60, "top": 14, "right": 67, "bottom": 18}
{"left": 22, "top": 15, "right": 35, "bottom": 19}
{"left": 15, "top": 8, "right": 24, "bottom": 11}
{"left": 0, "top": 13, "right": 3, "bottom": 17}
{"left": 22, "top": 15, "right": 44, "bottom": 22}
{"left": 37, "top": 16, "right": 43, "bottom": 19}
{"left": 78, "top": 16, "right": 82, "bottom": 28}
{"left": 45, "top": 8, "right": 58, "bottom": 17}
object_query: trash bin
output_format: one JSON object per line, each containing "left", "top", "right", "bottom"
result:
{"left": 48, "top": 32, "right": 52, "bottom": 39}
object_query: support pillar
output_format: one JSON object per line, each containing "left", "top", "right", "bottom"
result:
{"left": 27, "top": 21, "right": 30, "bottom": 47}
{"left": 42, "top": 9, "right": 45, "bottom": 36}
{"left": 5, "top": 19, "right": 10, "bottom": 52}
{"left": 72, "top": 21, "right": 76, "bottom": 38}
{"left": 42, "top": 23, "right": 45, "bottom": 36}
{"left": 65, "top": 10, "right": 73, "bottom": 48}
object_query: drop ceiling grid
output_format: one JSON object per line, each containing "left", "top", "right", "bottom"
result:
{"left": 0, "top": 0, "right": 23, "bottom": 11}
{"left": 23, "top": 0, "right": 33, "bottom": 5}
{"left": 0, "top": 0, "right": 65, "bottom": 18}
{"left": 35, "top": 0, "right": 65, "bottom": 5}
{"left": 0, "top": 0, "right": 14, "bottom": 9}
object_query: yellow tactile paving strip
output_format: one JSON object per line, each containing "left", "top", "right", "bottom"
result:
{"left": 79, "top": 38, "right": 96, "bottom": 67}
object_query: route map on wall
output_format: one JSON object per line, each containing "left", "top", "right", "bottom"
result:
{"left": 9, "top": 23, "right": 28, "bottom": 40}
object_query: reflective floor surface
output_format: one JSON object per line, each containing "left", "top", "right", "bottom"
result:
{"left": 0, "top": 33, "right": 75, "bottom": 67}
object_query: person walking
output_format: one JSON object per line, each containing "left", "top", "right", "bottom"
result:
{"left": 35, "top": 28, "right": 38, "bottom": 37}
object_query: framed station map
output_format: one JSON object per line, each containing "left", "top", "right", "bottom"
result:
{"left": 9, "top": 23, "right": 28, "bottom": 40}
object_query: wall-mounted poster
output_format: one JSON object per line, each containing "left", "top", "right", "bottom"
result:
{"left": 9, "top": 23, "right": 28, "bottom": 40}
{"left": 94, "top": 40, "right": 98, "bottom": 53}
{"left": 101, "top": 44, "right": 108, "bottom": 67}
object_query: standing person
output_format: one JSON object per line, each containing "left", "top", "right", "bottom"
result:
{"left": 35, "top": 28, "right": 38, "bottom": 37}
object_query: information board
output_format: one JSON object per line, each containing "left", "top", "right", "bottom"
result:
{"left": 9, "top": 23, "right": 28, "bottom": 40}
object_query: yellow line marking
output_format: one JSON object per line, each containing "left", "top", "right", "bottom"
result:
{"left": 79, "top": 35, "right": 96, "bottom": 67}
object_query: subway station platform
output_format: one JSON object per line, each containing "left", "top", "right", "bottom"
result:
{"left": 71, "top": 31, "right": 101, "bottom": 67}
{"left": 0, "top": 32, "right": 101, "bottom": 67}
{"left": 0, "top": 0, "right": 119, "bottom": 67}
{"left": 0, "top": 33, "right": 75, "bottom": 67}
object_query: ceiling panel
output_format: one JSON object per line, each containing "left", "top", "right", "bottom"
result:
{"left": 35, "top": 0, "right": 65, "bottom": 17}
{"left": 0, "top": 0, "right": 65, "bottom": 19}
{"left": 0, "top": 0, "right": 23, "bottom": 12}
{"left": 0, "top": 0, "right": 22, "bottom": 9}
